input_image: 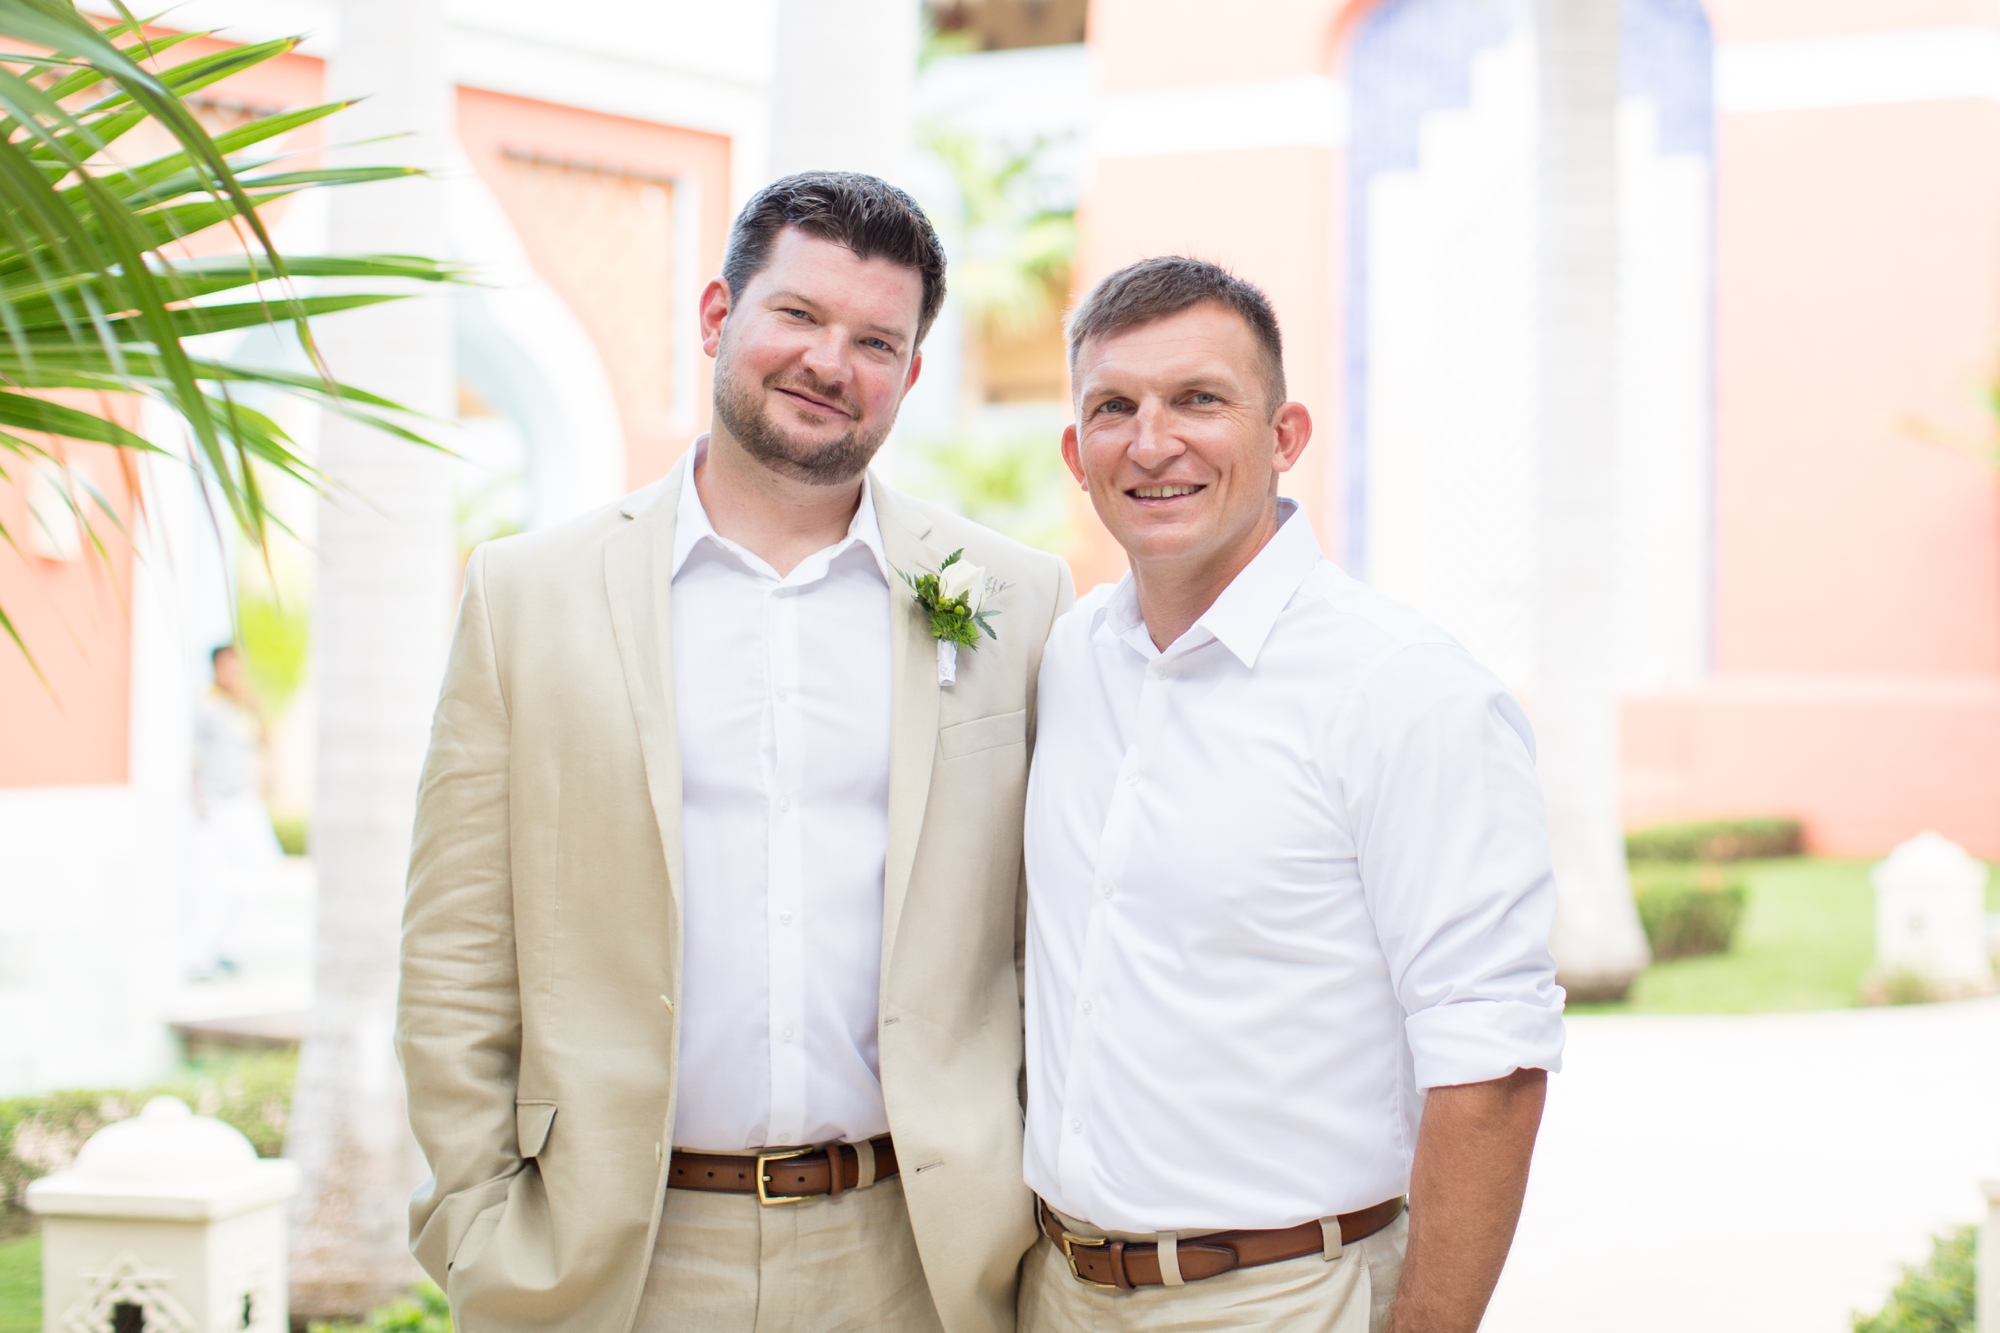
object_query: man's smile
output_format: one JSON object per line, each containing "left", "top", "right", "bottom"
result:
{"left": 1127, "top": 483, "right": 1206, "bottom": 502}
{"left": 774, "top": 384, "right": 851, "bottom": 417}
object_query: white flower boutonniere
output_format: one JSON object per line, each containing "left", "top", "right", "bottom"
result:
{"left": 899, "top": 548, "right": 1011, "bottom": 686}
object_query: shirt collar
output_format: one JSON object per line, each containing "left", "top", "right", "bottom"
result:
{"left": 671, "top": 437, "right": 889, "bottom": 583}
{"left": 1095, "top": 498, "right": 1324, "bottom": 669}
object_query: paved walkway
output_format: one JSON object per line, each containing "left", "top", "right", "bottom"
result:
{"left": 1485, "top": 997, "right": 2000, "bottom": 1332}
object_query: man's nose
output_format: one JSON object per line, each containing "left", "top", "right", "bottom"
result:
{"left": 1126, "top": 401, "right": 1184, "bottom": 469}
{"left": 799, "top": 326, "right": 849, "bottom": 386}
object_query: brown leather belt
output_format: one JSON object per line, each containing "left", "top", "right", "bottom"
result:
{"left": 1039, "top": 1196, "right": 1406, "bottom": 1290}
{"left": 668, "top": 1136, "right": 898, "bottom": 1204}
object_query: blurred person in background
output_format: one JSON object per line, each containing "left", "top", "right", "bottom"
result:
{"left": 399, "top": 171, "right": 1072, "bottom": 1333}
{"left": 1020, "top": 258, "right": 1564, "bottom": 1333}
{"left": 185, "top": 642, "right": 279, "bottom": 981}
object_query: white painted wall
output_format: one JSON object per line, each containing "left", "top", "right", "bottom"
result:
{"left": 1360, "top": 29, "right": 1713, "bottom": 696}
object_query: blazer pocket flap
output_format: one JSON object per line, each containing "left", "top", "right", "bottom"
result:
{"left": 516, "top": 1100, "right": 557, "bottom": 1159}
{"left": 939, "top": 708, "right": 1027, "bottom": 759}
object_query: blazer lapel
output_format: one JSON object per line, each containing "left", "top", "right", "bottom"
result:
{"left": 874, "top": 482, "right": 946, "bottom": 970}
{"left": 604, "top": 467, "right": 688, "bottom": 924}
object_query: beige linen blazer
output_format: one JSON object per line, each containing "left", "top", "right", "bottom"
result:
{"left": 397, "top": 463, "right": 1072, "bottom": 1333}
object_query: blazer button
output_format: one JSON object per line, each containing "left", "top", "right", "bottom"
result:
{"left": 660, "top": 995, "right": 675, "bottom": 1013}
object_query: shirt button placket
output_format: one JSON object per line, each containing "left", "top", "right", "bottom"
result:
{"left": 767, "top": 579, "right": 807, "bottom": 1147}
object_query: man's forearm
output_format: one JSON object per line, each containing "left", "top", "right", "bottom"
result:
{"left": 1385, "top": 1066, "right": 1547, "bottom": 1333}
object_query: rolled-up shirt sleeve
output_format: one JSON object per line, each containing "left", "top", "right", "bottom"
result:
{"left": 1341, "top": 640, "right": 1567, "bottom": 1090}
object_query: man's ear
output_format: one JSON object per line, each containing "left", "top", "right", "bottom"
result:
{"left": 904, "top": 348, "right": 924, "bottom": 396}
{"left": 698, "top": 277, "right": 731, "bottom": 358}
{"left": 1271, "top": 401, "right": 1313, "bottom": 474}
{"left": 1062, "top": 422, "right": 1087, "bottom": 490}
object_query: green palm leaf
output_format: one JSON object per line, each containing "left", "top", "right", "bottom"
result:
{"left": 0, "top": 0, "right": 466, "bottom": 666}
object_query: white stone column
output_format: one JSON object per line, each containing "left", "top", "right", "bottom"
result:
{"left": 289, "top": 0, "right": 455, "bottom": 1316}
{"left": 768, "top": 0, "right": 920, "bottom": 185}
{"left": 1534, "top": 0, "right": 1651, "bottom": 1001}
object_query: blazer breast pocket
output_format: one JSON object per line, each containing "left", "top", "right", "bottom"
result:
{"left": 938, "top": 708, "right": 1027, "bottom": 759}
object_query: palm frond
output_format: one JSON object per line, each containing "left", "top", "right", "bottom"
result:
{"left": 0, "top": 1, "right": 467, "bottom": 665}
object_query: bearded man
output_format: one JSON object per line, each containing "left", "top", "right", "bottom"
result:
{"left": 399, "top": 172, "right": 1071, "bottom": 1333}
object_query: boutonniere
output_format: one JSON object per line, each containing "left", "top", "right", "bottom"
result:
{"left": 898, "top": 548, "right": 1011, "bottom": 686}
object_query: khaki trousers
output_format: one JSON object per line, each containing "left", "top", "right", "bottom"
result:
{"left": 633, "top": 1175, "right": 946, "bottom": 1333}
{"left": 1019, "top": 1208, "right": 1408, "bottom": 1333}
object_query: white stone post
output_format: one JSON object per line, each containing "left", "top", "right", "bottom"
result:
{"left": 1871, "top": 831, "right": 1995, "bottom": 996}
{"left": 27, "top": 1097, "right": 300, "bottom": 1333}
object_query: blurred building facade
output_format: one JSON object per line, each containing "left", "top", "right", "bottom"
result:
{"left": 3, "top": 0, "right": 1999, "bottom": 1089}
{"left": 0, "top": 0, "right": 916, "bottom": 1093}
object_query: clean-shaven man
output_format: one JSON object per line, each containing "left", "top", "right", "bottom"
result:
{"left": 1021, "top": 257, "right": 1564, "bottom": 1333}
{"left": 399, "top": 172, "right": 1070, "bottom": 1333}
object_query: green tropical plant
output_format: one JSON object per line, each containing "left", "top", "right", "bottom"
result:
{"left": 0, "top": 0, "right": 457, "bottom": 661}
{"left": 919, "top": 125, "right": 1075, "bottom": 339}
{"left": 310, "top": 1283, "right": 450, "bottom": 1333}
{"left": 1852, "top": 1225, "right": 1975, "bottom": 1333}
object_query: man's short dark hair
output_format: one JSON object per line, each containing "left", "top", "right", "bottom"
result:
{"left": 1066, "top": 257, "right": 1287, "bottom": 412}
{"left": 721, "top": 171, "right": 948, "bottom": 346}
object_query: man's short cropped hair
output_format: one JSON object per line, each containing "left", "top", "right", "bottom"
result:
{"left": 1066, "top": 256, "right": 1287, "bottom": 412}
{"left": 721, "top": 171, "right": 948, "bottom": 346}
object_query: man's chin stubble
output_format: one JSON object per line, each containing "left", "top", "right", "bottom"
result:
{"left": 714, "top": 378, "right": 887, "bottom": 487}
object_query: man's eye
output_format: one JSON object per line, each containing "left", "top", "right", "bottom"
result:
{"left": 864, "top": 338, "right": 892, "bottom": 352}
{"left": 1100, "top": 400, "right": 1129, "bottom": 414}
{"left": 783, "top": 308, "right": 811, "bottom": 320}
{"left": 1192, "top": 392, "right": 1217, "bottom": 405}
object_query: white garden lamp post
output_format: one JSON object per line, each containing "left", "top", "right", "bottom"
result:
{"left": 27, "top": 1097, "right": 300, "bottom": 1333}
{"left": 1871, "top": 831, "right": 1994, "bottom": 995}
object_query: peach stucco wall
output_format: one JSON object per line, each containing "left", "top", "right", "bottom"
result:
{"left": 1634, "top": 0, "right": 2000, "bottom": 853}
{"left": 0, "top": 447, "right": 137, "bottom": 788}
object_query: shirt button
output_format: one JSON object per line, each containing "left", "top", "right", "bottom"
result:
{"left": 775, "top": 688, "right": 789, "bottom": 702}
{"left": 778, "top": 797, "right": 792, "bottom": 813}
{"left": 1071, "top": 1119, "right": 1083, "bottom": 1135}
{"left": 1124, "top": 771, "right": 1140, "bottom": 787}
{"left": 781, "top": 1027, "right": 795, "bottom": 1042}
{"left": 779, "top": 910, "right": 794, "bottom": 925}
{"left": 1080, "top": 1000, "right": 1092, "bottom": 1014}
{"left": 1099, "top": 883, "right": 1113, "bottom": 899}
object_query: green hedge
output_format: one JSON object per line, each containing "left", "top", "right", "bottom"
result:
{"left": 313, "top": 1284, "right": 450, "bottom": 1333}
{"left": 1853, "top": 1225, "right": 1974, "bottom": 1332}
{"left": 0, "top": 1050, "right": 295, "bottom": 1222}
{"left": 1626, "top": 817, "right": 1803, "bottom": 863}
{"left": 271, "top": 813, "right": 308, "bottom": 858}
{"left": 1631, "top": 863, "right": 1748, "bottom": 960}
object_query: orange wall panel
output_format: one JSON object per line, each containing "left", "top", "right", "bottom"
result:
{"left": 1704, "top": 0, "right": 2000, "bottom": 43}
{"left": 456, "top": 87, "right": 733, "bottom": 492}
{"left": 0, "top": 445, "right": 138, "bottom": 788}
{"left": 1091, "top": 0, "right": 1345, "bottom": 91}
{"left": 1713, "top": 99, "right": 2000, "bottom": 675}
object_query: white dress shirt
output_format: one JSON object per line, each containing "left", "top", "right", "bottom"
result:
{"left": 1022, "top": 501, "right": 1566, "bottom": 1233}
{"left": 670, "top": 442, "right": 894, "bottom": 1151}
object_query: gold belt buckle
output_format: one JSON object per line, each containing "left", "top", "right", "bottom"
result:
{"left": 1058, "top": 1229, "right": 1119, "bottom": 1291}
{"left": 755, "top": 1147, "right": 815, "bottom": 1205}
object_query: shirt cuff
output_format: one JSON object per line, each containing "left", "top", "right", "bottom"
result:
{"left": 1405, "top": 998, "right": 1566, "bottom": 1090}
